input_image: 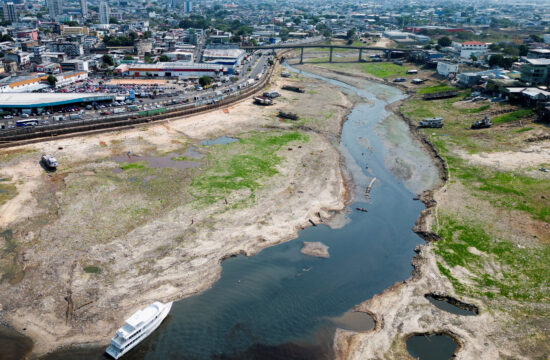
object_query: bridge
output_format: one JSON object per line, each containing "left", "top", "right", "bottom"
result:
{"left": 241, "top": 44, "right": 416, "bottom": 64}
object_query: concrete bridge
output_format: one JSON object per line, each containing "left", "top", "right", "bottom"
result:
{"left": 241, "top": 44, "right": 416, "bottom": 64}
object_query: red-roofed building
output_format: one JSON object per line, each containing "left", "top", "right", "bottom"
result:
{"left": 455, "top": 41, "right": 488, "bottom": 59}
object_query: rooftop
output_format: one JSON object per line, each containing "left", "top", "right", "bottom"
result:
{"left": 0, "top": 93, "right": 115, "bottom": 108}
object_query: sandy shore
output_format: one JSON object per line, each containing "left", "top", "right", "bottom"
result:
{"left": 0, "top": 68, "right": 354, "bottom": 356}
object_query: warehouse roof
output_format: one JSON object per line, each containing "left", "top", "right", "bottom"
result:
{"left": 0, "top": 92, "right": 115, "bottom": 108}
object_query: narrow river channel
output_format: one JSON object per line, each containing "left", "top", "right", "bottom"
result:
{"left": 4, "top": 64, "right": 439, "bottom": 360}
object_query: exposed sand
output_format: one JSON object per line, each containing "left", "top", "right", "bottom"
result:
{"left": 0, "top": 68, "right": 353, "bottom": 356}
{"left": 463, "top": 141, "right": 550, "bottom": 171}
{"left": 300, "top": 241, "right": 330, "bottom": 258}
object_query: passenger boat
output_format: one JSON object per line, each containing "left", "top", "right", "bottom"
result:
{"left": 106, "top": 301, "right": 172, "bottom": 359}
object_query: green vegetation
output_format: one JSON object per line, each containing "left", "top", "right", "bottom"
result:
{"left": 172, "top": 156, "right": 192, "bottom": 161}
{"left": 435, "top": 216, "right": 549, "bottom": 302}
{"left": 359, "top": 62, "right": 410, "bottom": 78}
{"left": 492, "top": 109, "right": 533, "bottom": 124}
{"left": 83, "top": 266, "right": 101, "bottom": 274}
{"left": 191, "top": 131, "right": 308, "bottom": 204}
{"left": 120, "top": 162, "right": 147, "bottom": 170}
{"left": 458, "top": 104, "right": 491, "bottom": 114}
{"left": 446, "top": 155, "right": 550, "bottom": 222}
{"left": 0, "top": 178, "right": 17, "bottom": 205}
{"left": 417, "top": 84, "right": 458, "bottom": 94}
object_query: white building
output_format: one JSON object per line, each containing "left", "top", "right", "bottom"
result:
{"left": 202, "top": 48, "right": 245, "bottom": 69}
{"left": 454, "top": 41, "right": 488, "bottom": 59}
{"left": 543, "top": 34, "right": 550, "bottom": 44}
{"left": 99, "top": 1, "right": 110, "bottom": 25}
{"left": 122, "top": 62, "right": 225, "bottom": 79}
{"left": 437, "top": 61, "right": 459, "bottom": 77}
{"left": 47, "top": 0, "right": 63, "bottom": 19}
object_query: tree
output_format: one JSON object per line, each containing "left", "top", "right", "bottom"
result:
{"left": 102, "top": 54, "right": 114, "bottom": 66}
{"left": 46, "top": 75, "right": 57, "bottom": 87}
{"left": 159, "top": 54, "right": 170, "bottom": 62}
{"left": 470, "top": 54, "right": 478, "bottom": 62}
{"left": 437, "top": 36, "right": 452, "bottom": 47}
{"left": 123, "top": 55, "right": 134, "bottom": 60}
{"left": 346, "top": 28, "right": 356, "bottom": 41}
{"left": 518, "top": 44, "right": 529, "bottom": 57}
{"left": 109, "top": 17, "right": 119, "bottom": 24}
{"left": 199, "top": 76, "right": 212, "bottom": 87}
{"left": 530, "top": 34, "right": 543, "bottom": 43}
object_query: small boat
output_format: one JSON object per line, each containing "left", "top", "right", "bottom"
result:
{"left": 106, "top": 301, "right": 172, "bottom": 359}
{"left": 41, "top": 154, "right": 58, "bottom": 169}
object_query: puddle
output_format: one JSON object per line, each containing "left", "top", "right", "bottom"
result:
{"left": 0, "top": 325, "right": 33, "bottom": 360}
{"left": 199, "top": 136, "right": 238, "bottom": 146}
{"left": 425, "top": 294, "right": 478, "bottom": 316}
{"left": 406, "top": 333, "right": 458, "bottom": 360}
{"left": 328, "top": 310, "right": 374, "bottom": 332}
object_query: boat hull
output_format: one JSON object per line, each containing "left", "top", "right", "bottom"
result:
{"left": 106, "top": 302, "right": 172, "bottom": 359}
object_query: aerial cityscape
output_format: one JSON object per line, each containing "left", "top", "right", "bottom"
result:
{"left": 0, "top": 0, "right": 549, "bottom": 359}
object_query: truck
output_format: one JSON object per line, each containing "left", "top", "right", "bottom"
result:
{"left": 127, "top": 105, "right": 139, "bottom": 112}
{"left": 53, "top": 115, "right": 66, "bottom": 122}
{"left": 246, "top": 79, "right": 255, "bottom": 86}
{"left": 112, "top": 108, "right": 126, "bottom": 114}
{"left": 419, "top": 117, "right": 444, "bottom": 128}
{"left": 69, "top": 114, "right": 83, "bottom": 120}
{"left": 253, "top": 96, "right": 273, "bottom": 105}
{"left": 282, "top": 85, "right": 305, "bottom": 93}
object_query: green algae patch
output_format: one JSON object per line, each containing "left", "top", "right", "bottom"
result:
{"left": 435, "top": 216, "right": 550, "bottom": 303}
{"left": 191, "top": 131, "right": 309, "bottom": 205}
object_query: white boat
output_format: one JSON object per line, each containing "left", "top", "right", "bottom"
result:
{"left": 106, "top": 301, "right": 172, "bottom": 359}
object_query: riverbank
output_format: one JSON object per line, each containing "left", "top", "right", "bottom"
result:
{"left": 297, "top": 61, "right": 550, "bottom": 359}
{"left": 0, "top": 66, "right": 354, "bottom": 357}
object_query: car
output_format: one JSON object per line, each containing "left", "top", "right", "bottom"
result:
{"left": 4, "top": 115, "right": 13, "bottom": 119}
{"left": 393, "top": 78, "right": 407, "bottom": 82}
{"left": 100, "top": 111, "right": 111, "bottom": 116}
{"left": 21, "top": 113, "right": 30, "bottom": 118}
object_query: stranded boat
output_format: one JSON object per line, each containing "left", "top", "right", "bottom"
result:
{"left": 106, "top": 301, "right": 173, "bottom": 359}
{"left": 41, "top": 154, "right": 58, "bottom": 169}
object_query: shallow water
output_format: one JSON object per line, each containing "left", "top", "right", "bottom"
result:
{"left": 425, "top": 295, "right": 478, "bottom": 316}
{"left": 406, "top": 334, "right": 458, "bottom": 360}
{"left": 18, "top": 64, "right": 437, "bottom": 360}
{"left": 199, "top": 136, "right": 238, "bottom": 146}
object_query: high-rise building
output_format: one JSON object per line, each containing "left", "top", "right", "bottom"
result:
{"left": 80, "top": 0, "right": 87, "bottom": 18}
{"left": 183, "top": 0, "right": 192, "bottom": 13}
{"left": 2, "top": 2, "right": 17, "bottom": 23}
{"left": 47, "top": 0, "right": 63, "bottom": 19}
{"left": 99, "top": 1, "right": 110, "bottom": 25}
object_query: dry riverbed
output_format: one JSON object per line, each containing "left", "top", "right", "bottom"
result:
{"left": 295, "top": 61, "right": 550, "bottom": 359}
{"left": 0, "top": 68, "right": 353, "bottom": 356}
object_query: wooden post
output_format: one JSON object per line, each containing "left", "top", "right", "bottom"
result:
{"left": 358, "top": 48, "right": 362, "bottom": 62}
{"left": 300, "top": 47, "right": 304, "bottom": 64}
{"left": 329, "top": 47, "right": 333, "bottom": 63}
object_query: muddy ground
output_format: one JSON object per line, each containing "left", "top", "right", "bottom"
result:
{"left": 0, "top": 67, "right": 354, "bottom": 356}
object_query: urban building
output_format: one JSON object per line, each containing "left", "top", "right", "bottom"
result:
{"left": 48, "top": 42, "right": 84, "bottom": 57}
{"left": 521, "top": 58, "right": 550, "bottom": 85}
{"left": 47, "top": 0, "right": 63, "bottom": 19}
{"left": 437, "top": 62, "right": 459, "bottom": 77}
{"left": 454, "top": 41, "right": 488, "bottom": 59}
{"left": 2, "top": 2, "right": 17, "bottom": 23}
{"left": 119, "top": 62, "right": 225, "bottom": 79}
{"left": 99, "top": 1, "right": 110, "bottom": 25}
{"left": 80, "top": 0, "right": 87, "bottom": 18}
{"left": 183, "top": 0, "right": 192, "bottom": 13}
